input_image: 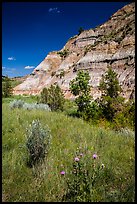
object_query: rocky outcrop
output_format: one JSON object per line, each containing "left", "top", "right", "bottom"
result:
{"left": 13, "top": 2, "right": 135, "bottom": 100}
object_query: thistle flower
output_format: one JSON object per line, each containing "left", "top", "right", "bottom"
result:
{"left": 60, "top": 171, "right": 65, "bottom": 175}
{"left": 74, "top": 157, "right": 80, "bottom": 162}
{"left": 93, "top": 153, "right": 97, "bottom": 159}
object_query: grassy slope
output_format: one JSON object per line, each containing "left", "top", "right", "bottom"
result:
{"left": 2, "top": 99, "right": 135, "bottom": 202}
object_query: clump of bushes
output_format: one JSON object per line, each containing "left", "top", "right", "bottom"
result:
{"left": 117, "top": 127, "right": 134, "bottom": 137}
{"left": 98, "top": 67, "right": 135, "bottom": 129}
{"left": 10, "top": 99, "right": 25, "bottom": 109}
{"left": 70, "top": 70, "right": 93, "bottom": 120}
{"left": 57, "top": 49, "right": 69, "bottom": 59}
{"left": 51, "top": 71, "right": 56, "bottom": 77}
{"left": 26, "top": 119, "right": 52, "bottom": 167}
{"left": 9, "top": 100, "right": 51, "bottom": 111}
{"left": 55, "top": 70, "right": 65, "bottom": 79}
{"left": 59, "top": 70, "right": 65, "bottom": 78}
{"left": 40, "top": 84, "right": 65, "bottom": 111}
{"left": 84, "top": 45, "right": 92, "bottom": 55}
{"left": 23, "top": 103, "right": 51, "bottom": 111}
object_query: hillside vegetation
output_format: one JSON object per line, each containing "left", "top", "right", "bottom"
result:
{"left": 2, "top": 76, "right": 22, "bottom": 88}
{"left": 2, "top": 96, "right": 135, "bottom": 202}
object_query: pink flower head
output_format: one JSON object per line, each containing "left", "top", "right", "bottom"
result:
{"left": 93, "top": 153, "right": 97, "bottom": 159}
{"left": 60, "top": 171, "right": 65, "bottom": 175}
{"left": 74, "top": 157, "right": 80, "bottom": 162}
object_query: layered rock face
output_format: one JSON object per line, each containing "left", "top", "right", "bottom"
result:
{"left": 13, "top": 2, "right": 135, "bottom": 100}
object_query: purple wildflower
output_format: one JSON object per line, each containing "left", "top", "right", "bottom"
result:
{"left": 60, "top": 171, "right": 65, "bottom": 175}
{"left": 93, "top": 153, "right": 97, "bottom": 159}
{"left": 74, "top": 157, "right": 80, "bottom": 162}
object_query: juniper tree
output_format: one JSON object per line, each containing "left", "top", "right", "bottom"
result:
{"left": 78, "top": 27, "right": 84, "bottom": 35}
{"left": 99, "top": 67, "right": 122, "bottom": 98}
{"left": 69, "top": 70, "right": 92, "bottom": 118}
{"left": 40, "top": 84, "right": 65, "bottom": 111}
{"left": 2, "top": 76, "right": 13, "bottom": 97}
{"left": 99, "top": 67, "right": 123, "bottom": 121}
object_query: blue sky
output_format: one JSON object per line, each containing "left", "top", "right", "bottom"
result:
{"left": 2, "top": 2, "right": 130, "bottom": 77}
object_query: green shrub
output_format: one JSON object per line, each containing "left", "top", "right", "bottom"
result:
{"left": 99, "top": 67, "right": 122, "bottom": 98}
{"left": 82, "top": 100, "right": 102, "bottom": 121}
{"left": 63, "top": 99, "right": 78, "bottom": 117}
{"left": 51, "top": 71, "right": 56, "bottom": 77}
{"left": 40, "top": 87, "right": 49, "bottom": 104}
{"left": 113, "top": 99, "right": 135, "bottom": 130}
{"left": 78, "top": 27, "right": 84, "bottom": 35}
{"left": 59, "top": 70, "right": 65, "bottom": 78}
{"left": 84, "top": 46, "right": 92, "bottom": 55}
{"left": 123, "top": 100, "right": 135, "bottom": 128}
{"left": 84, "top": 47, "right": 88, "bottom": 55}
{"left": 70, "top": 70, "right": 91, "bottom": 116}
{"left": 70, "top": 71, "right": 102, "bottom": 122}
{"left": 57, "top": 49, "right": 69, "bottom": 59}
{"left": 40, "top": 85, "right": 65, "bottom": 111}
{"left": 26, "top": 119, "right": 52, "bottom": 167}
{"left": 2, "top": 76, "right": 13, "bottom": 97}
{"left": 98, "top": 67, "right": 124, "bottom": 121}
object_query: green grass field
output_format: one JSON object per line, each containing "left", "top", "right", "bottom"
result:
{"left": 2, "top": 96, "right": 135, "bottom": 202}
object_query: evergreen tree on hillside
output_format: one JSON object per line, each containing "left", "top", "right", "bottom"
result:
{"left": 99, "top": 67, "right": 123, "bottom": 121}
{"left": 70, "top": 70, "right": 92, "bottom": 118}
{"left": 78, "top": 27, "right": 84, "bottom": 35}
{"left": 40, "top": 84, "right": 65, "bottom": 111}
{"left": 2, "top": 76, "right": 13, "bottom": 97}
{"left": 99, "top": 67, "right": 122, "bottom": 98}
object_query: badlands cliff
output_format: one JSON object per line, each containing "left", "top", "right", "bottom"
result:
{"left": 13, "top": 2, "right": 135, "bottom": 100}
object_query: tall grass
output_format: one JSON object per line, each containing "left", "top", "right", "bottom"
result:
{"left": 2, "top": 99, "right": 135, "bottom": 202}
{"left": 2, "top": 94, "right": 38, "bottom": 104}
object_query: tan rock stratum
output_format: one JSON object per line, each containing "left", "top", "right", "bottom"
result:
{"left": 13, "top": 3, "right": 135, "bottom": 100}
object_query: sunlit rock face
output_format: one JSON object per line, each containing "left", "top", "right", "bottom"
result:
{"left": 13, "top": 3, "right": 135, "bottom": 100}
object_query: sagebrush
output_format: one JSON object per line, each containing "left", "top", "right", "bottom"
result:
{"left": 26, "top": 119, "right": 52, "bottom": 167}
